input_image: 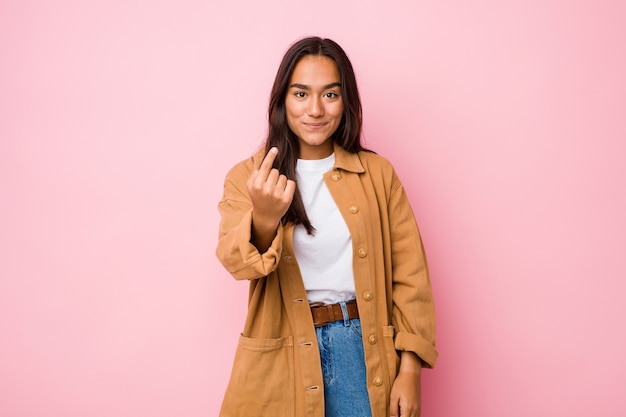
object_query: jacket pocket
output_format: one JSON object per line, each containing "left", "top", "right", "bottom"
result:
{"left": 382, "top": 326, "right": 400, "bottom": 384}
{"left": 220, "top": 335, "right": 294, "bottom": 417}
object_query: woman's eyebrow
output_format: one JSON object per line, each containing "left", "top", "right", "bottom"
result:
{"left": 289, "top": 82, "right": 342, "bottom": 90}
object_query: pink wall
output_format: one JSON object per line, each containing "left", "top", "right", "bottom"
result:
{"left": 1, "top": 1, "right": 625, "bottom": 416}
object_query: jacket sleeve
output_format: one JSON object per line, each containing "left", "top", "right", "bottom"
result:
{"left": 388, "top": 170, "right": 438, "bottom": 368}
{"left": 215, "top": 159, "right": 284, "bottom": 280}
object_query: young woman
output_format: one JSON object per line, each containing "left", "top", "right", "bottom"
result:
{"left": 216, "top": 37, "right": 437, "bottom": 417}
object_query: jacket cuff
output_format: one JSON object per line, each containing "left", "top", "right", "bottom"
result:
{"left": 394, "top": 331, "right": 438, "bottom": 369}
{"left": 229, "top": 210, "right": 283, "bottom": 278}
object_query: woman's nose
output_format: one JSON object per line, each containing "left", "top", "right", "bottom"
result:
{"left": 307, "top": 96, "right": 324, "bottom": 117}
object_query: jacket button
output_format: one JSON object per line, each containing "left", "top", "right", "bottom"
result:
{"left": 363, "top": 291, "right": 373, "bottom": 301}
{"left": 368, "top": 334, "right": 377, "bottom": 344}
{"left": 331, "top": 172, "right": 341, "bottom": 181}
{"left": 373, "top": 376, "right": 383, "bottom": 386}
{"left": 349, "top": 205, "right": 359, "bottom": 214}
{"left": 357, "top": 248, "right": 367, "bottom": 258}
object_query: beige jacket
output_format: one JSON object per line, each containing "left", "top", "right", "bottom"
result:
{"left": 216, "top": 143, "right": 437, "bottom": 417}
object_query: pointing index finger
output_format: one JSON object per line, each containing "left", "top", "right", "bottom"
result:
{"left": 259, "top": 147, "right": 278, "bottom": 176}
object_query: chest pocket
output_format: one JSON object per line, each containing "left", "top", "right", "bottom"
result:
{"left": 220, "top": 335, "right": 294, "bottom": 416}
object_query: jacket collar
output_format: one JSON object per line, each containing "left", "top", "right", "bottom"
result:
{"left": 252, "top": 142, "right": 365, "bottom": 174}
{"left": 333, "top": 142, "right": 365, "bottom": 173}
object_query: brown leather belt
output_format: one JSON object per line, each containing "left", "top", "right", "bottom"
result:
{"left": 310, "top": 300, "right": 359, "bottom": 328}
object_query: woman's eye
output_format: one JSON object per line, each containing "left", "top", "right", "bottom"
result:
{"left": 325, "top": 92, "right": 338, "bottom": 98}
{"left": 295, "top": 92, "right": 306, "bottom": 98}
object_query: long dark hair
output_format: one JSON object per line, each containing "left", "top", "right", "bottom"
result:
{"left": 265, "top": 37, "right": 365, "bottom": 234}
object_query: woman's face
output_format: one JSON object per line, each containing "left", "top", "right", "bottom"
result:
{"left": 285, "top": 55, "right": 344, "bottom": 160}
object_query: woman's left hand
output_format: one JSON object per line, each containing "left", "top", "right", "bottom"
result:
{"left": 389, "top": 351, "right": 422, "bottom": 417}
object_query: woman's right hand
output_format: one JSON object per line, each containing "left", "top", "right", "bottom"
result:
{"left": 246, "top": 147, "right": 296, "bottom": 252}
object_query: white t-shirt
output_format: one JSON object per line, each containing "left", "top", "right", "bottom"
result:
{"left": 293, "top": 153, "right": 356, "bottom": 304}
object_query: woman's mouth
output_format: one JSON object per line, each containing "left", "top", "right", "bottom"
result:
{"left": 305, "top": 122, "right": 326, "bottom": 129}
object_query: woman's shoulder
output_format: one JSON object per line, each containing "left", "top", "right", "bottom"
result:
{"left": 356, "top": 149, "right": 397, "bottom": 176}
{"left": 351, "top": 149, "right": 405, "bottom": 195}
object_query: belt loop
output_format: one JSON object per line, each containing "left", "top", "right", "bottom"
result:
{"left": 339, "top": 301, "right": 350, "bottom": 326}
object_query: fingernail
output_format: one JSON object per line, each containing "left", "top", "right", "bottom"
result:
{"left": 271, "top": 147, "right": 278, "bottom": 153}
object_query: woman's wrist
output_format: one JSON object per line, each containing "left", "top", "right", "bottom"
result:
{"left": 250, "top": 213, "right": 279, "bottom": 253}
{"left": 398, "top": 351, "right": 423, "bottom": 375}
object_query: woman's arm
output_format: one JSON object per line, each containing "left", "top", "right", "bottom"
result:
{"left": 216, "top": 147, "right": 295, "bottom": 280}
{"left": 385, "top": 167, "right": 436, "bottom": 416}
{"left": 387, "top": 169, "right": 437, "bottom": 367}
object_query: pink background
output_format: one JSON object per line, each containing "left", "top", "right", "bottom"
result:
{"left": 1, "top": 1, "right": 625, "bottom": 416}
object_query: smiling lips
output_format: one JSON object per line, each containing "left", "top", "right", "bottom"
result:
{"left": 304, "top": 122, "right": 327, "bottom": 129}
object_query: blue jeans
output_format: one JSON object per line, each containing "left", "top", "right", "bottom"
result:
{"left": 315, "top": 302, "right": 372, "bottom": 417}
